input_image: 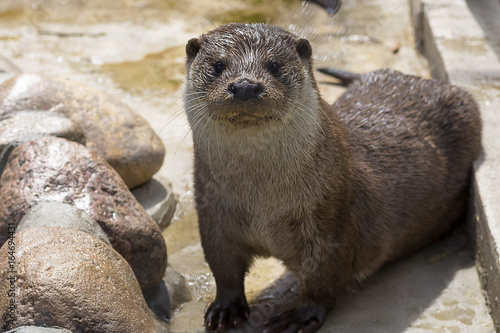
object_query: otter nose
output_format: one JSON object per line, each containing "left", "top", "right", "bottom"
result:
{"left": 228, "top": 80, "right": 263, "bottom": 101}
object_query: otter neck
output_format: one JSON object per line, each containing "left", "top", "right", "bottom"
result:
{"left": 190, "top": 90, "right": 351, "bottom": 222}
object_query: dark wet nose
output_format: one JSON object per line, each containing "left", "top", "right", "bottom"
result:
{"left": 228, "top": 80, "right": 263, "bottom": 101}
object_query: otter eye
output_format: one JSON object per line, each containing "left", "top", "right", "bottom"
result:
{"left": 268, "top": 62, "right": 282, "bottom": 76}
{"left": 213, "top": 61, "right": 225, "bottom": 75}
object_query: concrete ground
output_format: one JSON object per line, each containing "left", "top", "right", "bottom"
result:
{"left": 0, "top": 0, "right": 498, "bottom": 332}
{"left": 411, "top": 0, "right": 500, "bottom": 331}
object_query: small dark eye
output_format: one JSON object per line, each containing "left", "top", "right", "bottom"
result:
{"left": 213, "top": 61, "right": 225, "bottom": 75}
{"left": 268, "top": 62, "right": 281, "bottom": 76}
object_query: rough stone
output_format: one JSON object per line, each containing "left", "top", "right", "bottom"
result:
{"left": 0, "top": 111, "right": 85, "bottom": 149}
{"left": 16, "top": 201, "right": 111, "bottom": 246}
{"left": 0, "top": 111, "right": 85, "bottom": 178}
{"left": 4, "top": 326, "right": 72, "bottom": 333}
{"left": 0, "top": 227, "right": 156, "bottom": 332}
{"left": 132, "top": 178, "right": 177, "bottom": 229}
{"left": 0, "top": 73, "right": 165, "bottom": 188}
{"left": 0, "top": 137, "right": 167, "bottom": 296}
{"left": 147, "top": 265, "right": 192, "bottom": 323}
{"left": 164, "top": 265, "right": 192, "bottom": 308}
{"left": 147, "top": 277, "right": 171, "bottom": 323}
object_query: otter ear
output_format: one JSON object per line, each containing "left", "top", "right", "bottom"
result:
{"left": 186, "top": 38, "right": 201, "bottom": 62}
{"left": 295, "top": 38, "right": 312, "bottom": 61}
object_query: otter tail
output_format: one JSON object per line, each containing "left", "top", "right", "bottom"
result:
{"left": 317, "top": 68, "right": 361, "bottom": 86}
{"left": 306, "top": 0, "right": 341, "bottom": 16}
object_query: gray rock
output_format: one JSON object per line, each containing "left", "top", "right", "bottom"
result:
{"left": 4, "top": 327, "right": 72, "bottom": 333}
{"left": 146, "top": 265, "right": 192, "bottom": 323}
{"left": 164, "top": 265, "right": 192, "bottom": 308}
{"left": 147, "top": 278, "right": 171, "bottom": 323}
{"left": 132, "top": 179, "right": 177, "bottom": 229}
{"left": 16, "top": 201, "right": 111, "bottom": 246}
{"left": 0, "top": 227, "right": 157, "bottom": 332}
{"left": 0, "top": 73, "right": 165, "bottom": 188}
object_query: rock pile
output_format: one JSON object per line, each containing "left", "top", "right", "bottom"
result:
{"left": 0, "top": 227, "right": 157, "bottom": 332}
{"left": 0, "top": 73, "right": 165, "bottom": 189}
{"left": 0, "top": 73, "right": 175, "bottom": 331}
{"left": 0, "top": 137, "right": 167, "bottom": 295}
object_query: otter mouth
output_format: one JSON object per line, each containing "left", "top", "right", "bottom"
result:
{"left": 207, "top": 98, "right": 283, "bottom": 126}
{"left": 209, "top": 108, "right": 277, "bottom": 126}
{"left": 226, "top": 112, "right": 274, "bottom": 125}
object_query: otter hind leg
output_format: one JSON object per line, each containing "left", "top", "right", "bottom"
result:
{"left": 264, "top": 303, "right": 328, "bottom": 333}
{"left": 306, "top": 0, "right": 341, "bottom": 15}
{"left": 262, "top": 240, "right": 345, "bottom": 333}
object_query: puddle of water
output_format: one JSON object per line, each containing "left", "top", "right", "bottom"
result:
{"left": 3, "top": 0, "right": 298, "bottom": 27}
{"left": 2, "top": 0, "right": 182, "bottom": 25}
{"left": 98, "top": 0, "right": 301, "bottom": 96}
{"left": 209, "top": 0, "right": 298, "bottom": 24}
{"left": 163, "top": 197, "right": 200, "bottom": 255}
{"left": 102, "top": 45, "right": 186, "bottom": 95}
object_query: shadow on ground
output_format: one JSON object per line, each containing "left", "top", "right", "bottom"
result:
{"left": 233, "top": 226, "right": 475, "bottom": 332}
{"left": 467, "top": 0, "right": 500, "bottom": 61}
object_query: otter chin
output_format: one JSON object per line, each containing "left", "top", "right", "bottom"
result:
{"left": 206, "top": 106, "right": 278, "bottom": 126}
{"left": 227, "top": 113, "right": 274, "bottom": 126}
{"left": 183, "top": 23, "right": 482, "bottom": 333}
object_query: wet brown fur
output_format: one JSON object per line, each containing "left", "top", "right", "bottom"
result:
{"left": 184, "top": 23, "right": 482, "bottom": 332}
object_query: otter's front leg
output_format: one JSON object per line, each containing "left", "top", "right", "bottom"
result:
{"left": 198, "top": 212, "right": 252, "bottom": 332}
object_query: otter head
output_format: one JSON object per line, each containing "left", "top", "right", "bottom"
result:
{"left": 184, "top": 23, "right": 317, "bottom": 128}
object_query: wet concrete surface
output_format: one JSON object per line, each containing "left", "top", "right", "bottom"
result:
{"left": 0, "top": 0, "right": 495, "bottom": 332}
{"left": 467, "top": 0, "right": 500, "bottom": 59}
{"left": 412, "top": 0, "right": 500, "bottom": 330}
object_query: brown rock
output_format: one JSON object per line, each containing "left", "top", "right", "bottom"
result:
{"left": 16, "top": 201, "right": 111, "bottom": 247}
{"left": 0, "top": 111, "right": 85, "bottom": 178}
{"left": 0, "top": 111, "right": 85, "bottom": 179}
{"left": 0, "top": 111, "right": 85, "bottom": 148}
{"left": 0, "top": 227, "right": 156, "bottom": 332}
{"left": 0, "top": 137, "right": 167, "bottom": 296}
{"left": 0, "top": 73, "right": 165, "bottom": 188}
{"left": 4, "top": 327, "right": 72, "bottom": 333}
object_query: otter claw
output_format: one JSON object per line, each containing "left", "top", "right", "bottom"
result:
{"left": 204, "top": 297, "right": 249, "bottom": 332}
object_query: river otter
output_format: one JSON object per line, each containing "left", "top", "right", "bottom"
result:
{"left": 184, "top": 23, "right": 481, "bottom": 332}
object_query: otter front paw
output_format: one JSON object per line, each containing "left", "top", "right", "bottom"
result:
{"left": 263, "top": 304, "right": 327, "bottom": 333}
{"left": 204, "top": 296, "right": 250, "bottom": 332}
